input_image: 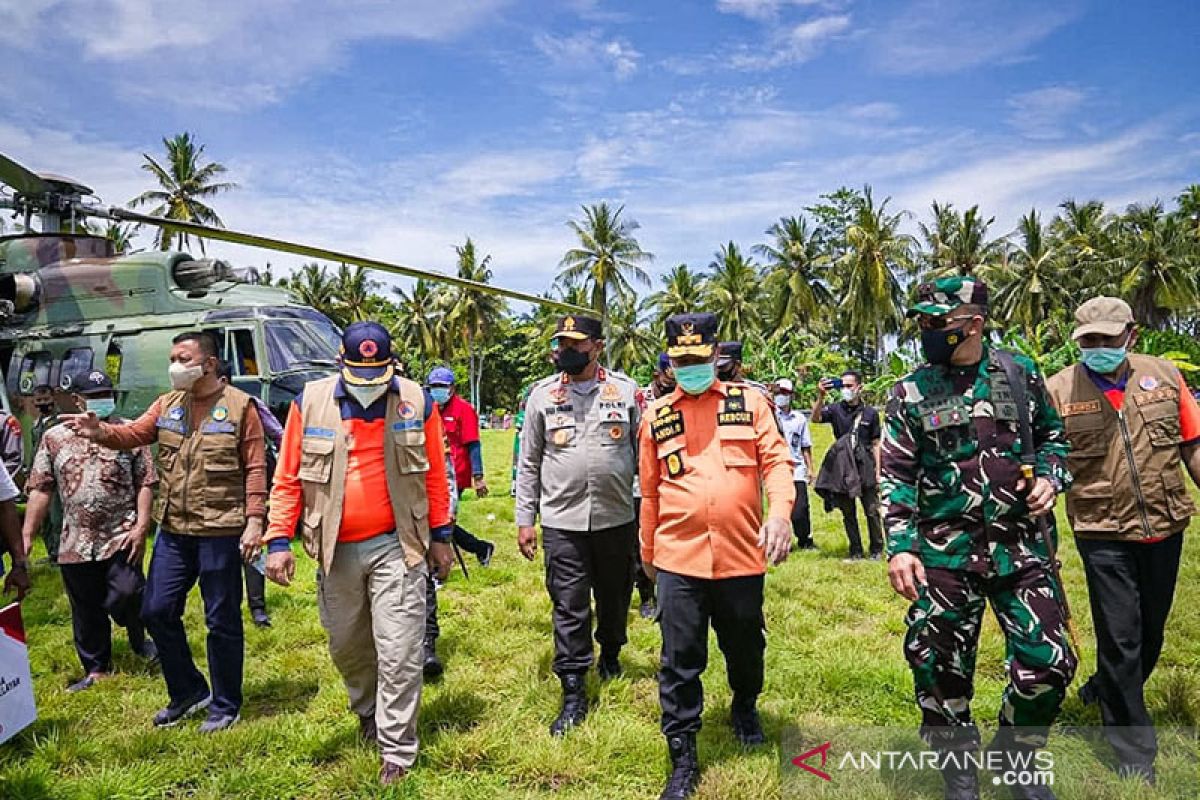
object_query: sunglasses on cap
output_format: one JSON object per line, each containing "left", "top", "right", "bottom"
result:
{"left": 916, "top": 313, "right": 977, "bottom": 331}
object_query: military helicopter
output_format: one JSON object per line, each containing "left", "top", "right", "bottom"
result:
{"left": 0, "top": 151, "right": 586, "bottom": 465}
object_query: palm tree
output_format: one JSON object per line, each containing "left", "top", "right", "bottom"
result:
{"left": 445, "top": 238, "right": 507, "bottom": 408}
{"left": 557, "top": 202, "right": 653, "bottom": 313}
{"left": 287, "top": 263, "right": 339, "bottom": 322}
{"left": 647, "top": 263, "right": 704, "bottom": 325}
{"left": 704, "top": 241, "right": 762, "bottom": 342}
{"left": 919, "top": 202, "right": 1003, "bottom": 277}
{"left": 391, "top": 279, "right": 445, "bottom": 362}
{"left": 987, "top": 209, "right": 1071, "bottom": 338}
{"left": 1052, "top": 198, "right": 1117, "bottom": 293}
{"left": 129, "top": 132, "right": 237, "bottom": 254}
{"left": 332, "top": 263, "right": 380, "bottom": 324}
{"left": 1114, "top": 202, "right": 1198, "bottom": 329}
{"left": 836, "top": 186, "right": 913, "bottom": 360}
{"left": 1176, "top": 184, "right": 1200, "bottom": 237}
{"left": 605, "top": 296, "right": 657, "bottom": 375}
{"left": 755, "top": 215, "right": 832, "bottom": 338}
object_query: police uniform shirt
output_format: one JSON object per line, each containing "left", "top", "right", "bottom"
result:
{"left": 515, "top": 368, "right": 640, "bottom": 531}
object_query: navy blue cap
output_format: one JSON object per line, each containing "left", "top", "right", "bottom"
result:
{"left": 718, "top": 341, "right": 744, "bottom": 363}
{"left": 427, "top": 366, "right": 455, "bottom": 386}
{"left": 666, "top": 313, "right": 718, "bottom": 358}
{"left": 340, "top": 321, "right": 395, "bottom": 386}
{"left": 657, "top": 352, "right": 671, "bottom": 371}
{"left": 66, "top": 369, "right": 114, "bottom": 395}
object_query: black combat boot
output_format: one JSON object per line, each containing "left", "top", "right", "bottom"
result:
{"left": 985, "top": 729, "right": 1057, "bottom": 800}
{"left": 938, "top": 756, "right": 980, "bottom": 800}
{"left": 549, "top": 672, "right": 588, "bottom": 736}
{"left": 730, "top": 694, "right": 766, "bottom": 746}
{"left": 422, "top": 637, "right": 444, "bottom": 680}
{"left": 659, "top": 733, "right": 700, "bottom": 800}
{"left": 597, "top": 648, "right": 623, "bottom": 680}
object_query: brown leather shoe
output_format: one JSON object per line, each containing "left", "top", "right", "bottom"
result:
{"left": 380, "top": 761, "right": 407, "bottom": 786}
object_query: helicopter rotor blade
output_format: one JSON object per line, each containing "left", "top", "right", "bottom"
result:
{"left": 97, "top": 207, "right": 589, "bottom": 314}
{"left": 0, "top": 153, "right": 53, "bottom": 197}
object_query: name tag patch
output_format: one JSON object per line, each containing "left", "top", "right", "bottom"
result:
{"left": 201, "top": 421, "right": 236, "bottom": 434}
{"left": 156, "top": 418, "right": 186, "bottom": 434}
{"left": 1134, "top": 388, "right": 1175, "bottom": 406}
{"left": 303, "top": 426, "right": 336, "bottom": 438}
{"left": 651, "top": 409, "right": 684, "bottom": 442}
{"left": 1062, "top": 400, "right": 1102, "bottom": 417}
{"left": 391, "top": 420, "right": 422, "bottom": 432}
{"left": 718, "top": 410, "right": 753, "bottom": 426}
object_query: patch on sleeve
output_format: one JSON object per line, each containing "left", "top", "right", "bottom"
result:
{"left": 665, "top": 451, "right": 685, "bottom": 478}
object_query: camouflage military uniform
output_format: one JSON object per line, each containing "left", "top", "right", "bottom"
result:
{"left": 882, "top": 281, "right": 1077, "bottom": 753}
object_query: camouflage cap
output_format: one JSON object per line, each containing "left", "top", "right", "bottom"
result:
{"left": 907, "top": 276, "right": 989, "bottom": 318}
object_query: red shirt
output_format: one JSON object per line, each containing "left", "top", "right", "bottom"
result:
{"left": 439, "top": 394, "right": 480, "bottom": 492}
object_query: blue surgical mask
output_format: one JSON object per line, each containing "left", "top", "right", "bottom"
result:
{"left": 675, "top": 363, "right": 716, "bottom": 395}
{"left": 430, "top": 387, "right": 452, "bottom": 405}
{"left": 86, "top": 397, "right": 116, "bottom": 418}
{"left": 1081, "top": 346, "right": 1127, "bottom": 375}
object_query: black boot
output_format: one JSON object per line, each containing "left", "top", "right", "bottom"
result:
{"left": 985, "top": 730, "right": 1056, "bottom": 800}
{"left": 549, "top": 673, "right": 588, "bottom": 736}
{"left": 422, "top": 638, "right": 444, "bottom": 680}
{"left": 660, "top": 733, "right": 700, "bottom": 800}
{"left": 597, "top": 648, "right": 623, "bottom": 680}
{"left": 939, "top": 756, "right": 980, "bottom": 800}
{"left": 730, "top": 695, "right": 765, "bottom": 746}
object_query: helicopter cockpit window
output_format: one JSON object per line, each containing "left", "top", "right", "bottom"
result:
{"left": 18, "top": 351, "right": 52, "bottom": 395}
{"left": 60, "top": 347, "right": 94, "bottom": 387}
{"left": 264, "top": 320, "right": 340, "bottom": 373}
{"left": 230, "top": 329, "right": 259, "bottom": 376}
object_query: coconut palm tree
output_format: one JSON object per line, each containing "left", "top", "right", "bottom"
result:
{"left": 987, "top": 209, "right": 1071, "bottom": 338}
{"left": 755, "top": 215, "right": 832, "bottom": 339}
{"left": 332, "top": 263, "right": 381, "bottom": 324}
{"left": 604, "top": 295, "right": 657, "bottom": 376}
{"left": 557, "top": 202, "right": 653, "bottom": 313}
{"left": 1052, "top": 198, "right": 1117, "bottom": 293}
{"left": 391, "top": 279, "right": 445, "bottom": 362}
{"left": 1176, "top": 184, "right": 1200, "bottom": 237}
{"left": 286, "top": 263, "right": 339, "bottom": 322}
{"left": 919, "top": 202, "right": 1003, "bottom": 277}
{"left": 1114, "top": 202, "right": 1198, "bottom": 329}
{"left": 836, "top": 186, "right": 913, "bottom": 360}
{"left": 445, "top": 238, "right": 507, "bottom": 408}
{"left": 129, "top": 132, "right": 237, "bottom": 254}
{"left": 647, "top": 263, "right": 704, "bottom": 325}
{"left": 704, "top": 241, "right": 763, "bottom": 342}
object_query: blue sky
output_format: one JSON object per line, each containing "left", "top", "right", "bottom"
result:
{"left": 2, "top": 0, "right": 1198, "bottom": 304}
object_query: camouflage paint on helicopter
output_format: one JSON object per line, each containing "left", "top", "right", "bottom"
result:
{"left": 0, "top": 234, "right": 342, "bottom": 471}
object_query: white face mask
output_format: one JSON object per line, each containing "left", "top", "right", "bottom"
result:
{"left": 347, "top": 383, "right": 388, "bottom": 408}
{"left": 774, "top": 394, "right": 791, "bottom": 409}
{"left": 169, "top": 362, "right": 204, "bottom": 391}
{"left": 841, "top": 387, "right": 858, "bottom": 403}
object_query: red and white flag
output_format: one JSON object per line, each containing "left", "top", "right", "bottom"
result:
{"left": 0, "top": 602, "right": 37, "bottom": 744}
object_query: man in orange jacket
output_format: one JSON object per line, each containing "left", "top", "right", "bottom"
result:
{"left": 639, "top": 312, "right": 795, "bottom": 800}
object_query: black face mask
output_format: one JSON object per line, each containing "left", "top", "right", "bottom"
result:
{"left": 554, "top": 347, "right": 591, "bottom": 376}
{"left": 921, "top": 326, "right": 969, "bottom": 365}
{"left": 35, "top": 403, "right": 55, "bottom": 415}
{"left": 717, "top": 363, "right": 736, "bottom": 382}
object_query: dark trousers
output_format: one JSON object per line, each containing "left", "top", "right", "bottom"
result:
{"left": 633, "top": 498, "right": 655, "bottom": 605}
{"left": 792, "top": 481, "right": 812, "bottom": 546}
{"left": 837, "top": 488, "right": 883, "bottom": 556}
{"left": 60, "top": 556, "right": 147, "bottom": 675}
{"left": 425, "top": 571, "right": 439, "bottom": 645}
{"left": 451, "top": 524, "right": 491, "bottom": 557}
{"left": 243, "top": 562, "right": 266, "bottom": 614}
{"left": 658, "top": 570, "right": 765, "bottom": 737}
{"left": 1077, "top": 533, "right": 1183, "bottom": 768}
{"left": 141, "top": 530, "right": 244, "bottom": 717}
{"left": 542, "top": 521, "right": 636, "bottom": 675}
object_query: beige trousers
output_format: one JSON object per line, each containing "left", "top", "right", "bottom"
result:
{"left": 317, "top": 533, "right": 427, "bottom": 768}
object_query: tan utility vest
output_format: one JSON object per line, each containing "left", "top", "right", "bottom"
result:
{"left": 296, "top": 376, "right": 431, "bottom": 574}
{"left": 1046, "top": 355, "right": 1195, "bottom": 541}
{"left": 155, "top": 386, "right": 251, "bottom": 537}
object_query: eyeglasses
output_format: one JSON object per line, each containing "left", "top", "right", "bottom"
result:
{"left": 916, "top": 314, "right": 977, "bottom": 331}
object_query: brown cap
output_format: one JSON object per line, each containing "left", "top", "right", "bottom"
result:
{"left": 1072, "top": 296, "right": 1134, "bottom": 341}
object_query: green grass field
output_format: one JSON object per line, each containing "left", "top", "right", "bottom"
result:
{"left": 2, "top": 427, "right": 1197, "bottom": 799}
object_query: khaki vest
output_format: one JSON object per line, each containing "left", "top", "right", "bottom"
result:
{"left": 1046, "top": 355, "right": 1195, "bottom": 541}
{"left": 155, "top": 386, "right": 251, "bottom": 537}
{"left": 297, "top": 376, "right": 431, "bottom": 574}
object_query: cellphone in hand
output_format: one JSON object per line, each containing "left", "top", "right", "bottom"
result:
{"left": 825, "top": 377, "right": 844, "bottom": 390}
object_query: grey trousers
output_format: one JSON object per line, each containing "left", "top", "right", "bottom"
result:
{"left": 317, "top": 534, "right": 427, "bottom": 769}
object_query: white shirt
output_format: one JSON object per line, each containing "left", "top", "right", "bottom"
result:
{"left": 0, "top": 460, "right": 17, "bottom": 502}
{"left": 776, "top": 407, "right": 813, "bottom": 483}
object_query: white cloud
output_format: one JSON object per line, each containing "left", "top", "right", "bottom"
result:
{"left": 533, "top": 29, "right": 642, "bottom": 79}
{"left": 716, "top": 0, "right": 830, "bottom": 21}
{"left": 871, "top": 0, "right": 1081, "bottom": 75}
{"left": 1006, "top": 86, "right": 1089, "bottom": 140}
{"left": 729, "top": 14, "right": 851, "bottom": 70}
{"left": 5, "top": 0, "right": 509, "bottom": 109}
